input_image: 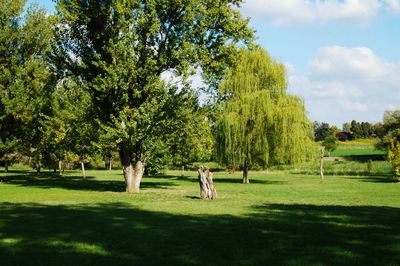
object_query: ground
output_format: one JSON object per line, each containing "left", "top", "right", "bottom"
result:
{"left": 0, "top": 159, "right": 399, "bottom": 265}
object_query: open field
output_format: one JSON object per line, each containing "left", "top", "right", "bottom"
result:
{"left": 0, "top": 165, "right": 399, "bottom": 265}
{"left": 325, "top": 138, "right": 387, "bottom": 158}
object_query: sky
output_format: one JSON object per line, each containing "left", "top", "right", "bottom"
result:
{"left": 29, "top": 0, "right": 400, "bottom": 128}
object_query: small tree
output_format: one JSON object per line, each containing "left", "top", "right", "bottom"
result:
{"left": 322, "top": 136, "right": 338, "bottom": 157}
{"left": 388, "top": 137, "right": 400, "bottom": 182}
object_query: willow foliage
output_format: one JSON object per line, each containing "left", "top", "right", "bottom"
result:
{"left": 215, "top": 48, "right": 314, "bottom": 170}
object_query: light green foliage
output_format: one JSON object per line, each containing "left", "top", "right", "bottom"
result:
{"left": 215, "top": 47, "right": 314, "bottom": 171}
{"left": 387, "top": 133, "right": 400, "bottom": 181}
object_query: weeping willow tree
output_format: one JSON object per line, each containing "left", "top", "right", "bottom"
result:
{"left": 215, "top": 47, "right": 314, "bottom": 183}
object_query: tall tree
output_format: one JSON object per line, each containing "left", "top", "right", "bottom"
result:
{"left": 54, "top": 0, "right": 253, "bottom": 193}
{"left": 215, "top": 47, "right": 314, "bottom": 183}
{"left": 0, "top": 1, "right": 56, "bottom": 172}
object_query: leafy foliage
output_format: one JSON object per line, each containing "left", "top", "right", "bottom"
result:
{"left": 215, "top": 47, "right": 314, "bottom": 173}
{"left": 387, "top": 130, "right": 400, "bottom": 182}
{"left": 322, "top": 136, "right": 338, "bottom": 156}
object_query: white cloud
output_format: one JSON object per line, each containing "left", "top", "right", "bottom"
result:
{"left": 386, "top": 0, "right": 400, "bottom": 12}
{"left": 288, "top": 45, "right": 400, "bottom": 126}
{"left": 241, "top": 0, "right": 400, "bottom": 25}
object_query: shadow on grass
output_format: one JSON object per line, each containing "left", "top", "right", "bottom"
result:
{"left": 1, "top": 172, "right": 177, "bottom": 192}
{"left": 354, "top": 176, "right": 398, "bottom": 183}
{"left": 157, "top": 174, "right": 285, "bottom": 185}
{"left": 0, "top": 203, "right": 399, "bottom": 266}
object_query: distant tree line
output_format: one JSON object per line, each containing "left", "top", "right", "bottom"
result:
{"left": 313, "top": 120, "right": 385, "bottom": 142}
{"left": 314, "top": 111, "right": 400, "bottom": 181}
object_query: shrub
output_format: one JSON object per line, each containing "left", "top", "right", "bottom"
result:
{"left": 388, "top": 139, "right": 400, "bottom": 182}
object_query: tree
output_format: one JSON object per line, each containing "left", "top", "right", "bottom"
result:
{"left": 383, "top": 110, "right": 400, "bottom": 133}
{"left": 215, "top": 47, "right": 314, "bottom": 183}
{"left": 322, "top": 136, "right": 337, "bottom": 157}
{"left": 387, "top": 131, "right": 400, "bottom": 182}
{"left": 54, "top": 0, "right": 253, "bottom": 192}
{"left": 314, "top": 122, "right": 336, "bottom": 142}
{"left": 0, "top": 1, "right": 56, "bottom": 173}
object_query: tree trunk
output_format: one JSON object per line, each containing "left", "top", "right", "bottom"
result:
{"left": 181, "top": 165, "right": 185, "bottom": 177}
{"left": 320, "top": 147, "right": 325, "bottom": 180}
{"left": 36, "top": 161, "right": 41, "bottom": 174}
{"left": 243, "top": 161, "right": 250, "bottom": 184}
{"left": 35, "top": 153, "right": 42, "bottom": 174}
{"left": 58, "top": 160, "right": 62, "bottom": 175}
{"left": 119, "top": 141, "right": 144, "bottom": 193}
{"left": 81, "top": 161, "right": 86, "bottom": 179}
{"left": 4, "top": 160, "right": 8, "bottom": 173}
{"left": 108, "top": 159, "right": 112, "bottom": 171}
{"left": 123, "top": 161, "right": 144, "bottom": 193}
{"left": 198, "top": 166, "right": 217, "bottom": 199}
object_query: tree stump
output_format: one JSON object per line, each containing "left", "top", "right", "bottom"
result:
{"left": 198, "top": 166, "right": 217, "bottom": 199}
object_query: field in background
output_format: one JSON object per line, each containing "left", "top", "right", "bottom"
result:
{"left": 328, "top": 138, "right": 386, "bottom": 157}
{"left": 0, "top": 165, "right": 399, "bottom": 265}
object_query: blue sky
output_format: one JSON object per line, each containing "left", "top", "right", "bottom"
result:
{"left": 29, "top": 0, "right": 400, "bottom": 127}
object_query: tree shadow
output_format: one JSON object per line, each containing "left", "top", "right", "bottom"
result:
{"left": 212, "top": 177, "right": 286, "bottom": 185}
{"left": 1, "top": 173, "right": 177, "bottom": 192}
{"left": 156, "top": 173, "right": 285, "bottom": 185}
{"left": 0, "top": 202, "right": 398, "bottom": 265}
{"left": 353, "top": 176, "right": 398, "bottom": 183}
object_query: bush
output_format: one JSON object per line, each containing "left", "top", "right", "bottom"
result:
{"left": 388, "top": 139, "right": 400, "bottom": 182}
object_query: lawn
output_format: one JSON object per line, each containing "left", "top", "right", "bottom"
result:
{"left": 0, "top": 165, "right": 399, "bottom": 265}
{"left": 328, "top": 138, "right": 386, "bottom": 158}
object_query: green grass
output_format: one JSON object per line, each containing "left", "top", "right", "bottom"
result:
{"left": 0, "top": 165, "right": 399, "bottom": 265}
{"left": 322, "top": 138, "right": 386, "bottom": 158}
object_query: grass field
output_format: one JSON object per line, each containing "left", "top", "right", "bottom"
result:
{"left": 325, "top": 138, "right": 386, "bottom": 158}
{"left": 0, "top": 165, "right": 399, "bottom": 265}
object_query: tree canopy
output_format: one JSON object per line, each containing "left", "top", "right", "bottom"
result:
{"left": 54, "top": 0, "right": 254, "bottom": 192}
{"left": 215, "top": 47, "right": 314, "bottom": 183}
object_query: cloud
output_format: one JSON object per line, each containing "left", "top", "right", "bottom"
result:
{"left": 241, "top": 0, "right": 400, "bottom": 25}
{"left": 288, "top": 45, "right": 400, "bottom": 126}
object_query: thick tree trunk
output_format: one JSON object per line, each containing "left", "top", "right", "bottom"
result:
{"left": 123, "top": 161, "right": 144, "bottom": 193}
{"left": 198, "top": 166, "right": 217, "bottom": 199}
{"left": 108, "top": 160, "right": 112, "bottom": 171}
{"left": 4, "top": 160, "right": 8, "bottom": 173}
{"left": 243, "top": 161, "right": 250, "bottom": 184}
{"left": 119, "top": 141, "right": 144, "bottom": 193}
{"left": 81, "top": 161, "right": 86, "bottom": 179}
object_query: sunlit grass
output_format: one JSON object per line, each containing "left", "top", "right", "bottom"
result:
{"left": 0, "top": 165, "right": 399, "bottom": 265}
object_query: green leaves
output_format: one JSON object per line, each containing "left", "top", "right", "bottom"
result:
{"left": 215, "top": 47, "right": 314, "bottom": 169}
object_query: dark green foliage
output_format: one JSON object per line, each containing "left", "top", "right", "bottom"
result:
{"left": 314, "top": 122, "right": 337, "bottom": 141}
{"left": 322, "top": 136, "right": 338, "bottom": 156}
{"left": 54, "top": 0, "right": 253, "bottom": 182}
{"left": 0, "top": 1, "right": 56, "bottom": 171}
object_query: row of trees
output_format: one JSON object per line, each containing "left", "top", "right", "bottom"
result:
{"left": 314, "top": 121, "right": 385, "bottom": 142}
{"left": 1, "top": 0, "right": 315, "bottom": 191}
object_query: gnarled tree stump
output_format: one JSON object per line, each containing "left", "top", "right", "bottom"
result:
{"left": 198, "top": 166, "right": 217, "bottom": 199}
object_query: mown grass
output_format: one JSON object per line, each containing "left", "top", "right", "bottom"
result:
{"left": 328, "top": 138, "right": 386, "bottom": 157}
{"left": 0, "top": 165, "right": 399, "bottom": 265}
